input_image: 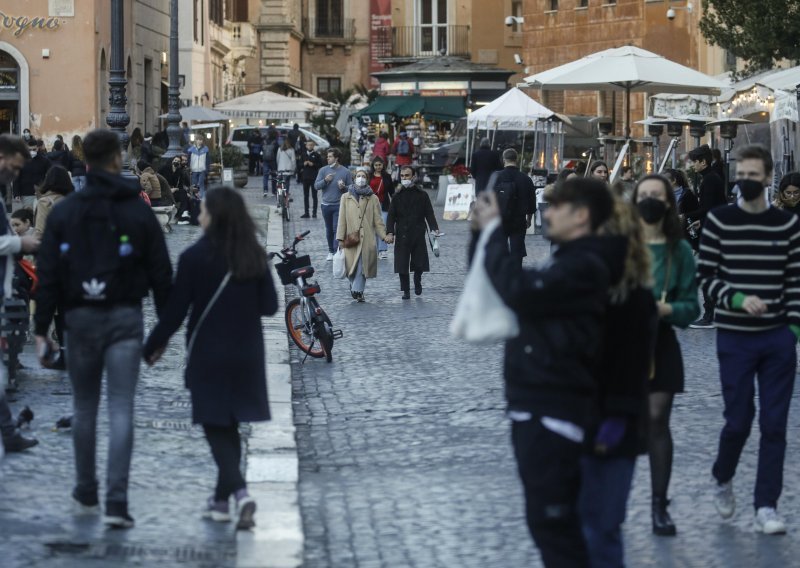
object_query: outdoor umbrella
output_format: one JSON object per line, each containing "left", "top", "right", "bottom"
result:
{"left": 522, "top": 46, "right": 726, "bottom": 138}
{"left": 159, "top": 105, "right": 228, "bottom": 122}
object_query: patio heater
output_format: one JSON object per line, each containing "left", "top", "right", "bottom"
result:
{"left": 706, "top": 118, "right": 752, "bottom": 189}
{"left": 685, "top": 116, "right": 712, "bottom": 148}
{"left": 593, "top": 117, "right": 614, "bottom": 168}
{"left": 636, "top": 118, "right": 665, "bottom": 175}
{"left": 655, "top": 119, "right": 689, "bottom": 172}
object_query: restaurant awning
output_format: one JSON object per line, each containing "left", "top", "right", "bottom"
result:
{"left": 356, "top": 95, "right": 465, "bottom": 120}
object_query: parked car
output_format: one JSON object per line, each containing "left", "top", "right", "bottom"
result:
{"left": 227, "top": 125, "right": 329, "bottom": 154}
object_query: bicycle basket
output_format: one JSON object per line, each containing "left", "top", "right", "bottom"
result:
{"left": 275, "top": 255, "right": 311, "bottom": 285}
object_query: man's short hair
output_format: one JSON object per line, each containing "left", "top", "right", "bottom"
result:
{"left": 83, "top": 129, "right": 121, "bottom": 169}
{"left": 737, "top": 144, "right": 773, "bottom": 175}
{"left": 400, "top": 166, "right": 415, "bottom": 176}
{"left": 0, "top": 135, "right": 30, "bottom": 160}
{"left": 546, "top": 177, "right": 614, "bottom": 231}
{"left": 327, "top": 147, "right": 341, "bottom": 159}
{"left": 502, "top": 148, "right": 518, "bottom": 163}
{"left": 479, "top": 138, "right": 491, "bottom": 149}
{"left": 53, "top": 140, "right": 64, "bottom": 151}
{"left": 688, "top": 144, "right": 712, "bottom": 166}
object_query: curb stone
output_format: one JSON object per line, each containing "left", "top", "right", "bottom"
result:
{"left": 236, "top": 205, "right": 303, "bottom": 568}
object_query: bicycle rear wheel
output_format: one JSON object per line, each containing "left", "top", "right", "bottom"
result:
{"left": 315, "top": 315, "right": 334, "bottom": 363}
{"left": 285, "top": 298, "right": 325, "bottom": 358}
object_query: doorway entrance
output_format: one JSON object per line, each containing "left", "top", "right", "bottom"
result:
{"left": 0, "top": 49, "right": 20, "bottom": 134}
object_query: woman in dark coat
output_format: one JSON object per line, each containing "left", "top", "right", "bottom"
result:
{"left": 143, "top": 186, "right": 277, "bottom": 530}
{"left": 385, "top": 166, "right": 439, "bottom": 299}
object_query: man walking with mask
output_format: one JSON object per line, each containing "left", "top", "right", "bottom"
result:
{"left": 698, "top": 144, "right": 799, "bottom": 534}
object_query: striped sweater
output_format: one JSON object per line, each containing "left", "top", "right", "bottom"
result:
{"left": 697, "top": 204, "right": 800, "bottom": 332}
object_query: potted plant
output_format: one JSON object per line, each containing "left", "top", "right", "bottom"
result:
{"left": 210, "top": 145, "right": 248, "bottom": 188}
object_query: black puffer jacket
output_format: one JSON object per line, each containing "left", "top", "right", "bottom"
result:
{"left": 34, "top": 168, "right": 173, "bottom": 336}
{"left": 483, "top": 228, "right": 627, "bottom": 420}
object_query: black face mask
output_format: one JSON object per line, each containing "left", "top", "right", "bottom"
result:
{"left": 736, "top": 179, "right": 764, "bottom": 201}
{"left": 636, "top": 197, "right": 668, "bottom": 224}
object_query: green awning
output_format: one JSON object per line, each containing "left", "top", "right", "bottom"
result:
{"left": 355, "top": 95, "right": 465, "bottom": 120}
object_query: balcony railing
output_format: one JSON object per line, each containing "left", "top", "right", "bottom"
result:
{"left": 303, "top": 18, "right": 356, "bottom": 42}
{"left": 230, "top": 22, "right": 257, "bottom": 51}
{"left": 376, "top": 25, "right": 470, "bottom": 60}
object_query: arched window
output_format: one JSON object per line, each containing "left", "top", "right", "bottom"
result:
{"left": 0, "top": 49, "right": 21, "bottom": 134}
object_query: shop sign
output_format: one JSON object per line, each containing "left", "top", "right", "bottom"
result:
{"left": 0, "top": 13, "right": 61, "bottom": 36}
{"left": 420, "top": 90, "right": 467, "bottom": 97}
{"left": 369, "top": 0, "right": 391, "bottom": 88}
{"left": 49, "top": 0, "right": 74, "bottom": 17}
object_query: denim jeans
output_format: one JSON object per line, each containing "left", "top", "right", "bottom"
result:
{"left": 579, "top": 456, "right": 636, "bottom": 568}
{"left": 72, "top": 175, "right": 87, "bottom": 192}
{"left": 191, "top": 171, "right": 207, "bottom": 198}
{"left": 377, "top": 211, "right": 389, "bottom": 252}
{"left": 321, "top": 203, "right": 340, "bottom": 254}
{"left": 713, "top": 326, "right": 796, "bottom": 509}
{"left": 262, "top": 163, "right": 277, "bottom": 195}
{"left": 65, "top": 306, "right": 144, "bottom": 505}
{"left": 349, "top": 256, "right": 366, "bottom": 294}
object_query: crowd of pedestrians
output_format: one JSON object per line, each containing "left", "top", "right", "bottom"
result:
{"left": 468, "top": 142, "right": 799, "bottom": 567}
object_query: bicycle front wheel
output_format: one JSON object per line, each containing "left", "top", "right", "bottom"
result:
{"left": 285, "top": 298, "right": 325, "bottom": 358}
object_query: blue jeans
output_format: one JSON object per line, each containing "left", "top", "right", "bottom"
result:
{"left": 321, "top": 203, "right": 340, "bottom": 254}
{"left": 262, "top": 162, "right": 277, "bottom": 194}
{"left": 349, "top": 256, "right": 366, "bottom": 294}
{"left": 579, "top": 456, "right": 636, "bottom": 568}
{"left": 191, "top": 171, "right": 207, "bottom": 198}
{"left": 65, "top": 306, "right": 144, "bottom": 505}
{"left": 713, "top": 326, "right": 796, "bottom": 509}
{"left": 72, "top": 175, "right": 87, "bottom": 192}
{"left": 377, "top": 211, "right": 389, "bottom": 252}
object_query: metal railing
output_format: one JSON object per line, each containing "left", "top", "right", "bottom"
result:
{"left": 376, "top": 25, "right": 470, "bottom": 59}
{"left": 230, "top": 22, "right": 257, "bottom": 50}
{"left": 303, "top": 18, "right": 356, "bottom": 42}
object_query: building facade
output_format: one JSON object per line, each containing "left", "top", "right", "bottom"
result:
{"left": 1, "top": 0, "right": 169, "bottom": 142}
{"left": 520, "top": 0, "right": 729, "bottom": 137}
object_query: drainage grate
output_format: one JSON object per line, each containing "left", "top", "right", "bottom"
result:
{"left": 45, "top": 541, "right": 236, "bottom": 564}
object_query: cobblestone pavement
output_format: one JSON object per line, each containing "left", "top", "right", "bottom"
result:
{"left": 285, "top": 190, "right": 800, "bottom": 568}
{"left": 0, "top": 179, "right": 280, "bottom": 568}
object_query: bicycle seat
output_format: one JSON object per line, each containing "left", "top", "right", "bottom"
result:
{"left": 290, "top": 266, "right": 315, "bottom": 280}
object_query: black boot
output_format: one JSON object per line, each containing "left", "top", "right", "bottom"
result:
{"left": 652, "top": 496, "right": 677, "bottom": 536}
{"left": 400, "top": 274, "right": 410, "bottom": 300}
{"left": 413, "top": 272, "right": 422, "bottom": 296}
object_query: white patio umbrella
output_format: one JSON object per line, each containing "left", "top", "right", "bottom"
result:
{"left": 158, "top": 105, "right": 228, "bottom": 122}
{"left": 522, "top": 46, "right": 726, "bottom": 138}
{"left": 214, "top": 90, "right": 318, "bottom": 121}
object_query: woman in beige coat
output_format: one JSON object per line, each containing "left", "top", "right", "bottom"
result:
{"left": 336, "top": 168, "right": 388, "bottom": 302}
{"left": 34, "top": 165, "right": 73, "bottom": 238}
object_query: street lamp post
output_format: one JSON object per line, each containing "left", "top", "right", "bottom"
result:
{"left": 106, "top": 0, "right": 135, "bottom": 177}
{"left": 163, "top": 0, "right": 183, "bottom": 159}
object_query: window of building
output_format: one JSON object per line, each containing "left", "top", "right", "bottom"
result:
{"left": 418, "top": 0, "right": 449, "bottom": 54}
{"left": 209, "top": 0, "right": 223, "bottom": 26}
{"left": 511, "top": 0, "right": 523, "bottom": 32}
{"left": 316, "top": 0, "right": 344, "bottom": 37}
{"left": 578, "top": 0, "right": 588, "bottom": 7}
{"left": 549, "top": 0, "right": 558, "bottom": 11}
{"left": 317, "top": 77, "right": 342, "bottom": 97}
{"left": 725, "top": 50, "right": 737, "bottom": 72}
{"left": 226, "top": 0, "right": 248, "bottom": 22}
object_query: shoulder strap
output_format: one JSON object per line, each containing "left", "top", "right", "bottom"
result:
{"left": 186, "top": 271, "right": 232, "bottom": 360}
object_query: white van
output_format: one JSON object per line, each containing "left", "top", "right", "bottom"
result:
{"left": 227, "top": 126, "right": 329, "bottom": 154}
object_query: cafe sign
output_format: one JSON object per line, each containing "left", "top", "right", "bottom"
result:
{"left": 0, "top": 12, "right": 61, "bottom": 37}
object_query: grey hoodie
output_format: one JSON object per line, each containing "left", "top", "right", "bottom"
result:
{"left": 314, "top": 164, "right": 353, "bottom": 206}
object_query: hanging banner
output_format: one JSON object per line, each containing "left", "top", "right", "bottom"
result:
{"left": 771, "top": 92, "right": 798, "bottom": 123}
{"left": 369, "top": 0, "right": 392, "bottom": 88}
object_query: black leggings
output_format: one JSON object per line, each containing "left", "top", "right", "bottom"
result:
{"left": 648, "top": 392, "right": 674, "bottom": 499}
{"left": 203, "top": 423, "right": 246, "bottom": 502}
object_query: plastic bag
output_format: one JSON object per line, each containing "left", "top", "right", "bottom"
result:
{"left": 450, "top": 225, "right": 519, "bottom": 343}
{"left": 428, "top": 232, "right": 440, "bottom": 257}
{"left": 332, "top": 249, "right": 347, "bottom": 279}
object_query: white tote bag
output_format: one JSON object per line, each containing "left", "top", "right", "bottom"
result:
{"left": 332, "top": 249, "right": 347, "bottom": 279}
{"left": 450, "top": 224, "right": 519, "bottom": 343}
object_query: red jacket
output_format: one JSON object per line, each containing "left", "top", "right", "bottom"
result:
{"left": 373, "top": 138, "right": 390, "bottom": 160}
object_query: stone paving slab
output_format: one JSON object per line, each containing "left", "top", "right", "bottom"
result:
{"left": 283, "top": 189, "right": 800, "bottom": 568}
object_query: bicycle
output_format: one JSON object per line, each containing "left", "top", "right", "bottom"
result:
{"left": 270, "top": 231, "right": 342, "bottom": 363}
{"left": 271, "top": 171, "right": 293, "bottom": 222}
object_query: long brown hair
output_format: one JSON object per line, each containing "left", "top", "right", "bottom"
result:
{"left": 204, "top": 186, "right": 267, "bottom": 281}
{"left": 601, "top": 198, "right": 652, "bottom": 303}
{"left": 72, "top": 135, "right": 84, "bottom": 162}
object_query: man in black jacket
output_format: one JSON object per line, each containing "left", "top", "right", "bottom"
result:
{"left": 14, "top": 140, "right": 50, "bottom": 209}
{"left": 34, "top": 129, "right": 173, "bottom": 529}
{"left": 470, "top": 137, "right": 503, "bottom": 194}
{"left": 473, "top": 177, "right": 623, "bottom": 568}
{"left": 685, "top": 144, "right": 728, "bottom": 328}
{"left": 299, "top": 139, "right": 324, "bottom": 218}
{"left": 487, "top": 148, "right": 536, "bottom": 266}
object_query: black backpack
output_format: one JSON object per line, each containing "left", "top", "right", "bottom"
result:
{"left": 59, "top": 196, "right": 140, "bottom": 306}
{"left": 493, "top": 172, "right": 520, "bottom": 230}
{"left": 262, "top": 141, "right": 276, "bottom": 163}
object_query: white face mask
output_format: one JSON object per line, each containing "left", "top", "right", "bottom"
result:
{"left": 400, "top": 179, "right": 413, "bottom": 188}
{"left": 355, "top": 177, "right": 367, "bottom": 187}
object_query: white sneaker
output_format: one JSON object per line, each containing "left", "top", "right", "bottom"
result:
{"left": 326, "top": 253, "right": 334, "bottom": 262}
{"left": 714, "top": 480, "right": 735, "bottom": 519}
{"left": 755, "top": 507, "right": 787, "bottom": 534}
